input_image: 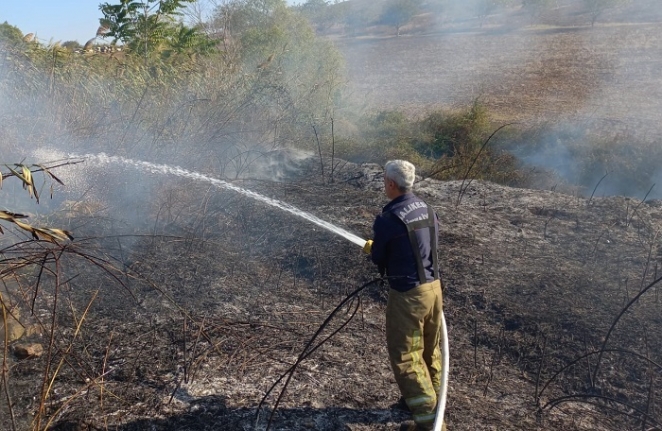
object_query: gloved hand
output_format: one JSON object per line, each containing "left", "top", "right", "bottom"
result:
{"left": 362, "top": 239, "right": 373, "bottom": 254}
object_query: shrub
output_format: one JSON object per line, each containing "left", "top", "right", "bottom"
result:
{"left": 334, "top": 102, "right": 526, "bottom": 186}
{"left": 416, "top": 101, "right": 491, "bottom": 159}
{"left": 501, "top": 122, "right": 662, "bottom": 198}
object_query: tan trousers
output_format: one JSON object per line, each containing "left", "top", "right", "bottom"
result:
{"left": 386, "top": 279, "right": 443, "bottom": 429}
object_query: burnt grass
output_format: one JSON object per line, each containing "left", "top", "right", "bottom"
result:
{"left": 4, "top": 159, "right": 662, "bottom": 431}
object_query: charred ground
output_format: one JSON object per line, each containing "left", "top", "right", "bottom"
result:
{"left": 4, "top": 157, "right": 662, "bottom": 431}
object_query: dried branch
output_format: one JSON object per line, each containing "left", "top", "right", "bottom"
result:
{"left": 256, "top": 278, "right": 382, "bottom": 430}
{"left": 456, "top": 123, "right": 514, "bottom": 206}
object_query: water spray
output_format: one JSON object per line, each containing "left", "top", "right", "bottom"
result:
{"left": 55, "top": 152, "right": 369, "bottom": 248}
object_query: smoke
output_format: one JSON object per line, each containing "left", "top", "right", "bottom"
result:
{"left": 4, "top": 0, "right": 662, "bottom": 240}
{"left": 0, "top": 36, "right": 336, "bottom": 254}
{"left": 334, "top": 0, "right": 662, "bottom": 198}
{"left": 515, "top": 8, "right": 662, "bottom": 199}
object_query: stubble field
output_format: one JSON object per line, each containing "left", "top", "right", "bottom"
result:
{"left": 334, "top": 8, "right": 662, "bottom": 139}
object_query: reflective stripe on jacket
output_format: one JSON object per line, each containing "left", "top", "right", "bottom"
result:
{"left": 371, "top": 193, "right": 439, "bottom": 292}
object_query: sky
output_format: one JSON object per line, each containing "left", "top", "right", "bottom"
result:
{"left": 0, "top": 0, "right": 300, "bottom": 45}
{"left": 1, "top": 1, "right": 105, "bottom": 44}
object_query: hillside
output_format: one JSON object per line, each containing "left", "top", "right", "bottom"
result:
{"left": 332, "top": 0, "right": 662, "bottom": 139}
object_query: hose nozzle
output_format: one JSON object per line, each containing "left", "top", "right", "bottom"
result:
{"left": 362, "top": 239, "right": 373, "bottom": 254}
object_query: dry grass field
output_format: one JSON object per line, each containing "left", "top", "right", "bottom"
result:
{"left": 334, "top": 3, "right": 662, "bottom": 138}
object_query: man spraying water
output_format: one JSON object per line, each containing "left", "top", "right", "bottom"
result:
{"left": 363, "top": 160, "right": 447, "bottom": 431}
{"left": 44, "top": 151, "right": 447, "bottom": 429}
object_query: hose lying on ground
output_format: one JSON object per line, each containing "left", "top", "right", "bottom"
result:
{"left": 433, "top": 311, "right": 449, "bottom": 431}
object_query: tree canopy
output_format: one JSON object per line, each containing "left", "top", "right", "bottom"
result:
{"left": 379, "top": 0, "right": 422, "bottom": 36}
{"left": 0, "top": 21, "right": 25, "bottom": 47}
{"left": 98, "top": 0, "right": 215, "bottom": 57}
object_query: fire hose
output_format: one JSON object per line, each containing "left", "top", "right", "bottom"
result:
{"left": 434, "top": 310, "right": 449, "bottom": 431}
{"left": 362, "top": 240, "right": 448, "bottom": 431}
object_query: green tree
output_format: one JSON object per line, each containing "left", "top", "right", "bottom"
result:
{"left": 299, "top": 0, "right": 329, "bottom": 30}
{"left": 379, "top": 0, "right": 422, "bottom": 36}
{"left": 0, "top": 21, "right": 25, "bottom": 47}
{"left": 214, "top": 0, "right": 289, "bottom": 64}
{"left": 298, "top": 0, "right": 346, "bottom": 33}
{"left": 211, "top": 0, "right": 345, "bottom": 155}
{"left": 98, "top": 0, "right": 215, "bottom": 58}
{"left": 62, "top": 40, "right": 82, "bottom": 51}
{"left": 214, "top": 0, "right": 285, "bottom": 37}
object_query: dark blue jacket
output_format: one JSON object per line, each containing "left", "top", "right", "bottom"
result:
{"left": 371, "top": 193, "right": 439, "bottom": 292}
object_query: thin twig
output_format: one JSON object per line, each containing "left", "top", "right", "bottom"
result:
{"left": 642, "top": 326, "right": 653, "bottom": 431}
{"left": 538, "top": 348, "right": 662, "bottom": 401}
{"left": 627, "top": 184, "right": 656, "bottom": 227}
{"left": 456, "top": 123, "right": 514, "bottom": 206}
{"left": 34, "top": 250, "right": 60, "bottom": 431}
{"left": 264, "top": 298, "right": 362, "bottom": 431}
{"left": 188, "top": 316, "right": 206, "bottom": 384}
{"left": 256, "top": 278, "right": 382, "bottom": 430}
{"left": 330, "top": 118, "right": 335, "bottom": 183}
{"left": 534, "top": 333, "right": 546, "bottom": 408}
{"left": 312, "top": 124, "right": 325, "bottom": 183}
{"left": 183, "top": 315, "right": 188, "bottom": 383}
{"left": 588, "top": 172, "right": 608, "bottom": 204}
{"left": 483, "top": 327, "right": 504, "bottom": 396}
{"left": 543, "top": 394, "right": 661, "bottom": 427}
{"left": 43, "top": 290, "right": 99, "bottom": 413}
{"left": 592, "top": 274, "right": 662, "bottom": 386}
{"left": 100, "top": 331, "right": 113, "bottom": 409}
{"left": 42, "top": 367, "right": 118, "bottom": 430}
{"left": 1, "top": 292, "right": 18, "bottom": 431}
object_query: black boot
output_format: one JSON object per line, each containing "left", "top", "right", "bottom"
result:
{"left": 390, "top": 396, "right": 410, "bottom": 412}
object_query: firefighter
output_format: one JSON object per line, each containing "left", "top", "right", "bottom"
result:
{"left": 363, "top": 160, "right": 445, "bottom": 431}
